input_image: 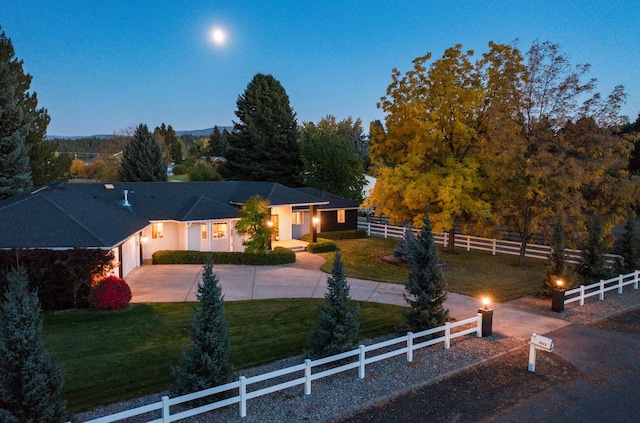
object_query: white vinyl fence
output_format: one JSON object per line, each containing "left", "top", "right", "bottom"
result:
{"left": 564, "top": 270, "right": 640, "bottom": 306}
{"left": 82, "top": 314, "right": 484, "bottom": 423}
{"left": 359, "top": 221, "right": 620, "bottom": 265}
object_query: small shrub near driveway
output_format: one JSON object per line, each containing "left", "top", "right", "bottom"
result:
{"left": 88, "top": 276, "right": 132, "bottom": 311}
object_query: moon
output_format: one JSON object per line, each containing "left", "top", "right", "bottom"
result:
{"left": 210, "top": 27, "right": 227, "bottom": 46}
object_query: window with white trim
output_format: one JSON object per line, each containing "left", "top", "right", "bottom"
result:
{"left": 201, "top": 223, "right": 208, "bottom": 239}
{"left": 213, "top": 223, "right": 228, "bottom": 239}
{"left": 337, "top": 209, "right": 346, "bottom": 223}
{"left": 151, "top": 223, "right": 164, "bottom": 239}
{"left": 292, "top": 211, "right": 303, "bottom": 225}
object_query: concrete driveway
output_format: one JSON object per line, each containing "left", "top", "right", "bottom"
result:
{"left": 125, "top": 252, "right": 570, "bottom": 340}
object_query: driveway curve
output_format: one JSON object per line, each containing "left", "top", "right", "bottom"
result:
{"left": 125, "top": 252, "right": 569, "bottom": 340}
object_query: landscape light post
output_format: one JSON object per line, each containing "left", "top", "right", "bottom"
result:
{"left": 478, "top": 297, "right": 493, "bottom": 337}
{"left": 551, "top": 279, "right": 565, "bottom": 312}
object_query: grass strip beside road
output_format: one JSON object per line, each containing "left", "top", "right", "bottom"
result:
{"left": 44, "top": 299, "right": 406, "bottom": 412}
{"left": 320, "top": 237, "right": 548, "bottom": 302}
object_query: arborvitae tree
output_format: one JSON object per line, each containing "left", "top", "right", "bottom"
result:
{"left": 172, "top": 261, "right": 233, "bottom": 394}
{"left": 402, "top": 213, "right": 449, "bottom": 331}
{"left": 234, "top": 195, "right": 273, "bottom": 253}
{"left": 222, "top": 73, "right": 302, "bottom": 186}
{"left": 540, "top": 221, "right": 569, "bottom": 297}
{"left": 617, "top": 212, "right": 640, "bottom": 274}
{"left": 118, "top": 123, "right": 167, "bottom": 182}
{"left": 577, "top": 216, "right": 614, "bottom": 283}
{"left": 1, "top": 27, "right": 67, "bottom": 187}
{"left": 0, "top": 57, "right": 32, "bottom": 199}
{"left": 307, "top": 249, "right": 360, "bottom": 359}
{"left": 0, "top": 266, "right": 66, "bottom": 422}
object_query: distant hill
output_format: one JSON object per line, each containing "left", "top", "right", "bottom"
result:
{"left": 47, "top": 126, "right": 233, "bottom": 140}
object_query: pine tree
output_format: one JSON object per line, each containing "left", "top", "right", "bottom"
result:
{"left": 1, "top": 27, "right": 67, "bottom": 188}
{"left": 0, "top": 55, "right": 32, "bottom": 199}
{"left": 0, "top": 266, "right": 66, "bottom": 422}
{"left": 222, "top": 73, "right": 302, "bottom": 186}
{"left": 617, "top": 213, "right": 640, "bottom": 274}
{"left": 402, "top": 213, "right": 449, "bottom": 331}
{"left": 577, "top": 216, "right": 614, "bottom": 283}
{"left": 307, "top": 249, "right": 360, "bottom": 359}
{"left": 540, "top": 220, "right": 568, "bottom": 297}
{"left": 118, "top": 123, "right": 167, "bottom": 182}
{"left": 172, "top": 261, "right": 233, "bottom": 394}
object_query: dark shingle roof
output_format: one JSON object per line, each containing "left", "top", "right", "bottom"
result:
{"left": 293, "top": 187, "right": 359, "bottom": 211}
{"left": 0, "top": 181, "right": 330, "bottom": 249}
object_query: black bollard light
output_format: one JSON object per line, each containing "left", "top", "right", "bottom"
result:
{"left": 551, "top": 279, "right": 565, "bottom": 312}
{"left": 478, "top": 297, "right": 493, "bottom": 337}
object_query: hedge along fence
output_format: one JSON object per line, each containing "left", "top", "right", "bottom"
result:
{"left": 151, "top": 247, "right": 296, "bottom": 265}
{"left": 0, "top": 248, "right": 114, "bottom": 310}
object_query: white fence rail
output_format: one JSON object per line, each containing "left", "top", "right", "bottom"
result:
{"left": 82, "top": 313, "right": 484, "bottom": 423}
{"left": 358, "top": 221, "right": 619, "bottom": 265}
{"left": 564, "top": 270, "right": 640, "bottom": 306}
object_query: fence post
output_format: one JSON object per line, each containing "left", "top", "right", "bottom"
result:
{"left": 466, "top": 235, "right": 470, "bottom": 251}
{"left": 239, "top": 375, "right": 247, "bottom": 418}
{"left": 580, "top": 285, "right": 585, "bottom": 306}
{"left": 162, "top": 396, "right": 170, "bottom": 423}
{"left": 492, "top": 239, "right": 496, "bottom": 256}
{"left": 445, "top": 322, "right": 451, "bottom": 349}
{"left": 635, "top": 270, "right": 639, "bottom": 289}
{"left": 599, "top": 280, "right": 605, "bottom": 300}
{"left": 443, "top": 231, "right": 448, "bottom": 248}
{"left": 304, "top": 359, "right": 311, "bottom": 396}
{"left": 384, "top": 224, "right": 388, "bottom": 238}
{"left": 618, "top": 274, "right": 623, "bottom": 294}
{"left": 476, "top": 313, "right": 482, "bottom": 337}
{"left": 359, "top": 345, "right": 366, "bottom": 379}
{"left": 367, "top": 221, "right": 371, "bottom": 236}
{"left": 407, "top": 332, "right": 414, "bottom": 362}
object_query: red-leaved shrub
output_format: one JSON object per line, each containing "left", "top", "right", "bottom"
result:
{"left": 89, "top": 276, "right": 132, "bottom": 311}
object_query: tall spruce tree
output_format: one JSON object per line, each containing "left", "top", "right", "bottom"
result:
{"left": 307, "top": 249, "right": 360, "bottom": 359}
{"left": 172, "top": 261, "right": 233, "bottom": 394}
{"left": 0, "top": 56, "right": 32, "bottom": 199}
{"left": 577, "top": 216, "right": 614, "bottom": 283}
{"left": 118, "top": 123, "right": 167, "bottom": 182}
{"left": 402, "top": 213, "right": 449, "bottom": 331}
{"left": 222, "top": 73, "right": 302, "bottom": 186}
{"left": 0, "top": 27, "right": 68, "bottom": 187}
{"left": 540, "top": 220, "right": 569, "bottom": 297}
{"left": 0, "top": 266, "right": 66, "bottom": 422}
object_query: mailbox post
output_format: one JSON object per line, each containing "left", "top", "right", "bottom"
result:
{"left": 528, "top": 332, "right": 555, "bottom": 372}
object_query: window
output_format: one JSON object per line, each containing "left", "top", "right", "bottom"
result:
{"left": 201, "top": 223, "right": 208, "bottom": 239}
{"left": 213, "top": 223, "right": 228, "bottom": 239}
{"left": 151, "top": 222, "right": 164, "bottom": 239}
{"left": 292, "top": 211, "right": 303, "bottom": 225}
{"left": 337, "top": 210, "right": 346, "bottom": 223}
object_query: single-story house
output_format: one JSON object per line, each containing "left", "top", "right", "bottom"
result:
{"left": 0, "top": 181, "right": 358, "bottom": 278}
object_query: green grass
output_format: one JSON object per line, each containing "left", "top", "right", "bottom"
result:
{"left": 44, "top": 300, "right": 405, "bottom": 412}
{"left": 320, "top": 237, "right": 548, "bottom": 302}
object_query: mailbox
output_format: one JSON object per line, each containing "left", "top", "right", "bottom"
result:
{"left": 528, "top": 333, "right": 555, "bottom": 352}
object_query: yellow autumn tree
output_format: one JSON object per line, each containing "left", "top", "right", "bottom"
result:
{"left": 369, "top": 42, "right": 525, "bottom": 252}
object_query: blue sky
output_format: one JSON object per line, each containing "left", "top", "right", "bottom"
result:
{"left": 4, "top": 0, "right": 639, "bottom": 136}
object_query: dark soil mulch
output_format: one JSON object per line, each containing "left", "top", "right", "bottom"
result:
{"left": 332, "top": 347, "right": 581, "bottom": 423}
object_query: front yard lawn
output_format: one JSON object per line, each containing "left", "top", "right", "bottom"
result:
{"left": 44, "top": 300, "right": 405, "bottom": 412}
{"left": 319, "top": 237, "right": 548, "bottom": 302}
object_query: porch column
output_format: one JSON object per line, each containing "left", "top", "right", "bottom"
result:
{"left": 310, "top": 205, "right": 316, "bottom": 243}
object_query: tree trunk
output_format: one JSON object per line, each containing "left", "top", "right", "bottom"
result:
{"left": 448, "top": 227, "right": 456, "bottom": 254}
{"left": 519, "top": 209, "right": 531, "bottom": 267}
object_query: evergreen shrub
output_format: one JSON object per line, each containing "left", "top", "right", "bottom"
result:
{"left": 306, "top": 239, "right": 338, "bottom": 253}
{"left": 301, "top": 230, "right": 366, "bottom": 241}
{"left": 88, "top": 276, "right": 132, "bottom": 311}
{"left": 152, "top": 247, "right": 295, "bottom": 265}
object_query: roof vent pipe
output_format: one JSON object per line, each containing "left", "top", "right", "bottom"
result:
{"left": 123, "top": 189, "right": 131, "bottom": 207}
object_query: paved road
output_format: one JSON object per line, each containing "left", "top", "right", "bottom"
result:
{"left": 125, "top": 252, "right": 569, "bottom": 341}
